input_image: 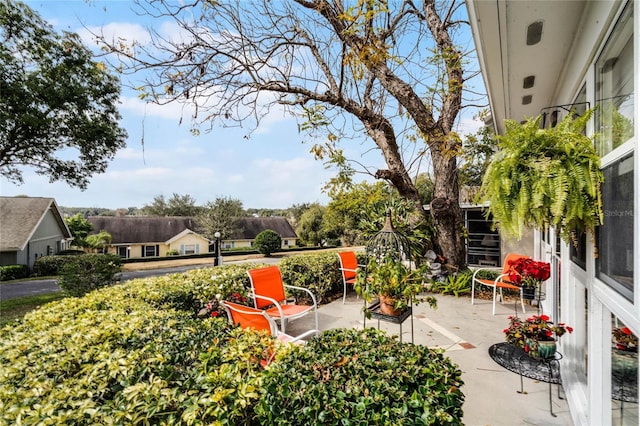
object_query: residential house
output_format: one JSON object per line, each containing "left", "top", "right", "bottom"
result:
{"left": 466, "top": 1, "right": 638, "bottom": 424}
{"left": 225, "top": 216, "right": 298, "bottom": 250}
{"left": 87, "top": 215, "right": 298, "bottom": 258}
{"left": 87, "top": 216, "right": 209, "bottom": 259}
{"left": 0, "top": 196, "right": 73, "bottom": 269}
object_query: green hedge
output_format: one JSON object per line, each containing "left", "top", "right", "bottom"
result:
{"left": 0, "top": 253, "right": 464, "bottom": 425}
{"left": 0, "top": 264, "right": 30, "bottom": 281}
{"left": 258, "top": 328, "right": 464, "bottom": 425}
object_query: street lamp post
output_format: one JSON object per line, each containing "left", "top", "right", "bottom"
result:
{"left": 214, "top": 231, "right": 221, "bottom": 266}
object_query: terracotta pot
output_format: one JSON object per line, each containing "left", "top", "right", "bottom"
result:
{"left": 379, "top": 295, "right": 402, "bottom": 316}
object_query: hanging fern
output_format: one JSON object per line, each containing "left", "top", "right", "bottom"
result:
{"left": 478, "top": 110, "right": 604, "bottom": 245}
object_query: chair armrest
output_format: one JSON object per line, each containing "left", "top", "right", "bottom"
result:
{"left": 283, "top": 284, "right": 318, "bottom": 308}
{"left": 340, "top": 267, "right": 358, "bottom": 273}
{"left": 251, "top": 293, "right": 286, "bottom": 318}
{"left": 286, "top": 329, "right": 321, "bottom": 343}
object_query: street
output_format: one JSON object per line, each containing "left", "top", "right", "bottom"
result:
{"left": 0, "top": 256, "right": 282, "bottom": 301}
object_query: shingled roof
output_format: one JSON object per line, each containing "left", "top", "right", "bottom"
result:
{"left": 0, "top": 196, "right": 71, "bottom": 251}
{"left": 232, "top": 216, "right": 297, "bottom": 240}
{"left": 87, "top": 216, "right": 201, "bottom": 244}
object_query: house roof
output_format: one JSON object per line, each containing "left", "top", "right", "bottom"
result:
{"left": 232, "top": 217, "right": 298, "bottom": 240}
{"left": 0, "top": 196, "right": 72, "bottom": 251}
{"left": 86, "top": 215, "right": 297, "bottom": 244}
{"left": 87, "top": 216, "right": 202, "bottom": 245}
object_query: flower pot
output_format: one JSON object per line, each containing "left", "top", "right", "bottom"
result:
{"left": 379, "top": 295, "right": 402, "bottom": 316}
{"left": 522, "top": 287, "right": 536, "bottom": 300}
{"left": 537, "top": 341, "right": 557, "bottom": 359}
{"left": 612, "top": 348, "right": 638, "bottom": 377}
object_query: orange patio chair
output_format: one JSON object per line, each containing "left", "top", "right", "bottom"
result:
{"left": 471, "top": 252, "right": 528, "bottom": 315}
{"left": 337, "top": 251, "right": 364, "bottom": 303}
{"left": 247, "top": 265, "right": 319, "bottom": 334}
{"left": 221, "top": 300, "right": 319, "bottom": 344}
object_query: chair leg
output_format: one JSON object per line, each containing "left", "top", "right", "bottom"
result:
{"left": 471, "top": 281, "right": 476, "bottom": 305}
{"left": 492, "top": 285, "right": 498, "bottom": 315}
{"left": 343, "top": 282, "right": 347, "bottom": 304}
{"left": 519, "top": 290, "right": 526, "bottom": 313}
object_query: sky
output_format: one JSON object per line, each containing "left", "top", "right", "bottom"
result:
{"left": 1, "top": 0, "right": 484, "bottom": 210}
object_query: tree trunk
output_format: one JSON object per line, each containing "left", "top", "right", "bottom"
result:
{"left": 430, "top": 149, "right": 465, "bottom": 270}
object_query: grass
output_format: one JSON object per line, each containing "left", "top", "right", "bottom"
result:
{"left": 0, "top": 292, "right": 66, "bottom": 327}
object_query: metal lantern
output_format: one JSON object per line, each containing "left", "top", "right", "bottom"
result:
{"left": 365, "top": 208, "right": 412, "bottom": 265}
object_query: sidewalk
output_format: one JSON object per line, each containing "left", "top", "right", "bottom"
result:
{"left": 287, "top": 293, "right": 573, "bottom": 426}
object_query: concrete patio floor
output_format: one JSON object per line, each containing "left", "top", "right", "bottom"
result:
{"left": 286, "top": 292, "right": 573, "bottom": 426}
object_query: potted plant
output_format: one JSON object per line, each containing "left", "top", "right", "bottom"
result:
{"left": 504, "top": 314, "right": 573, "bottom": 358}
{"left": 478, "top": 110, "right": 604, "bottom": 247}
{"left": 612, "top": 326, "right": 638, "bottom": 352}
{"left": 506, "top": 257, "right": 551, "bottom": 300}
{"left": 355, "top": 254, "right": 436, "bottom": 317}
{"left": 611, "top": 326, "right": 638, "bottom": 377}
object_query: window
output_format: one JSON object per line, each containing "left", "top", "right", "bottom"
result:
{"left": 595, "top": 2, "right": 634, "bottom": 157}
{"left": 597, "top": 154, "right": 634, "bottom": 300}
{"left": 465, "top": 209, "right": 500, "bottom": 267}
{"left": 594, "top": 2, "right": 635, "bottom": 302}
{"left": 183, "top": 244, "right": 196, "bottom": 255}
{"left": 117, "top": 247, "right": 129, "bottom": 258}
{"left": 143, "top": 245, "right": 158, "bottom": 257}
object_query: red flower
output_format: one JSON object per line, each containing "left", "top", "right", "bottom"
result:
{"left": 211, "top": 311, "right": 219, "bottom": 317}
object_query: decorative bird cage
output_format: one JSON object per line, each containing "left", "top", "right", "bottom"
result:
{"left": 365, "top": 208, "right": 412, "bottom": 266}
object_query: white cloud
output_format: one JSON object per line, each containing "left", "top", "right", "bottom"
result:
{"left": 77, "top": 22, "right": 152, "bottom": 48}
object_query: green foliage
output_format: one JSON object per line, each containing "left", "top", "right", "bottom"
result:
{"left": 459, "top": 111, "right": 498, "bottom": 187}
{"left": 65, "top": 213, "right": 94, "bottom": 248}
{"left": 57, "top": 254, "right": 122, "bottom": 297}
{"left": 195, "top": 196, "right": 245, "bottom": 240}
{"left": 254, "top": 229, "right": 282, "bottom": 256}
{"left": 279, "top": 252, "right": 346, "bottom": 304}
{"left": 0, "top": 1, "right": 127, "bottom": 188}
{"left": 0, "top": 264, "right": 30, "bottom": 281}
{"left": 33, "top": 254, "right": 82, "bottom": 276}
{"left": 166, "top": 248, "right": 180, "bottom": 256}
{"left": 141, "top": 193, "right": 201, "bottom": 216}
{"left": 479, "top": 111, "right": 604, "bottom": 244}
{"left": 85, "top": 230, "right": 112, "bottom": 252}
{"left": 296, "top": 203, "right": 326, "bottom": 246}
{"left": 257, "top": 328, "right": 465, "bottom": 425}
{"left": 428, "top": 269, "right": 473, "bottom": 297}
{"left": 0, "top": 262, "right": 464, "bottom": 425}
{"left": 356, "top": 255, "right": 437, "bottom": 313}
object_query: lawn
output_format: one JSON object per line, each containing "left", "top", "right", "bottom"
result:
{"left": 0, "top": 291, "right": 66, "bottom": 327}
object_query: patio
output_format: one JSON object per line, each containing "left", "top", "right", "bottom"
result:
{"left": 286, "top": 292, "right": 573, "bottom": 426}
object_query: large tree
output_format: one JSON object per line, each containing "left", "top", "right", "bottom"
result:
{"left": 196, "top": 196, "right": 245, "bottom": 240}
{"left": 142, "top": 193, "right": 201, "bottom": 216}
{"left": 0, "top": 1, "right": 127, "bottom": 189}
{"left": 100, "top": 0, "right": 474, "bottom": 268}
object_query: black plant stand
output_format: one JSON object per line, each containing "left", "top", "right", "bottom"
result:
{"left": 489, "top": 342, "right": 564, "bottom": 417}
{"left": 363, "top": 300, "right": 414, "bottom": 344}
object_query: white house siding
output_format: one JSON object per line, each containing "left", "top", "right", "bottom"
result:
{"left": 467, "top": 1, "right": 638, "bottom": 424}
{"left": 538, "top": 4, "right": 638, "bottom": 425}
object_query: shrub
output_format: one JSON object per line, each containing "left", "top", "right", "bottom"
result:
{"left": 0, "top": 263, "right": 465, "bottom": 425}
{"left": 279, "top": 252, "right": 344, "bottom": 304}
{"left": 254, "top": 229, "right": 282, "bottom": 256}
{"left": 33, "top": 254, "right": 77, "bottom": 276}
{"left": 56, "top": 253, "right": 122, "bottom": 297}
{"left": 166, "top": 249, "right": 179, "bottom": 256}
{"left": 0, "top": 264, "right": 30, "bottom": 281}
{"left": 429, "top": 269, "right": 473, "bottom": 297}
{"left": 257, "top": 328, "right": 465, "bottom": 425}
